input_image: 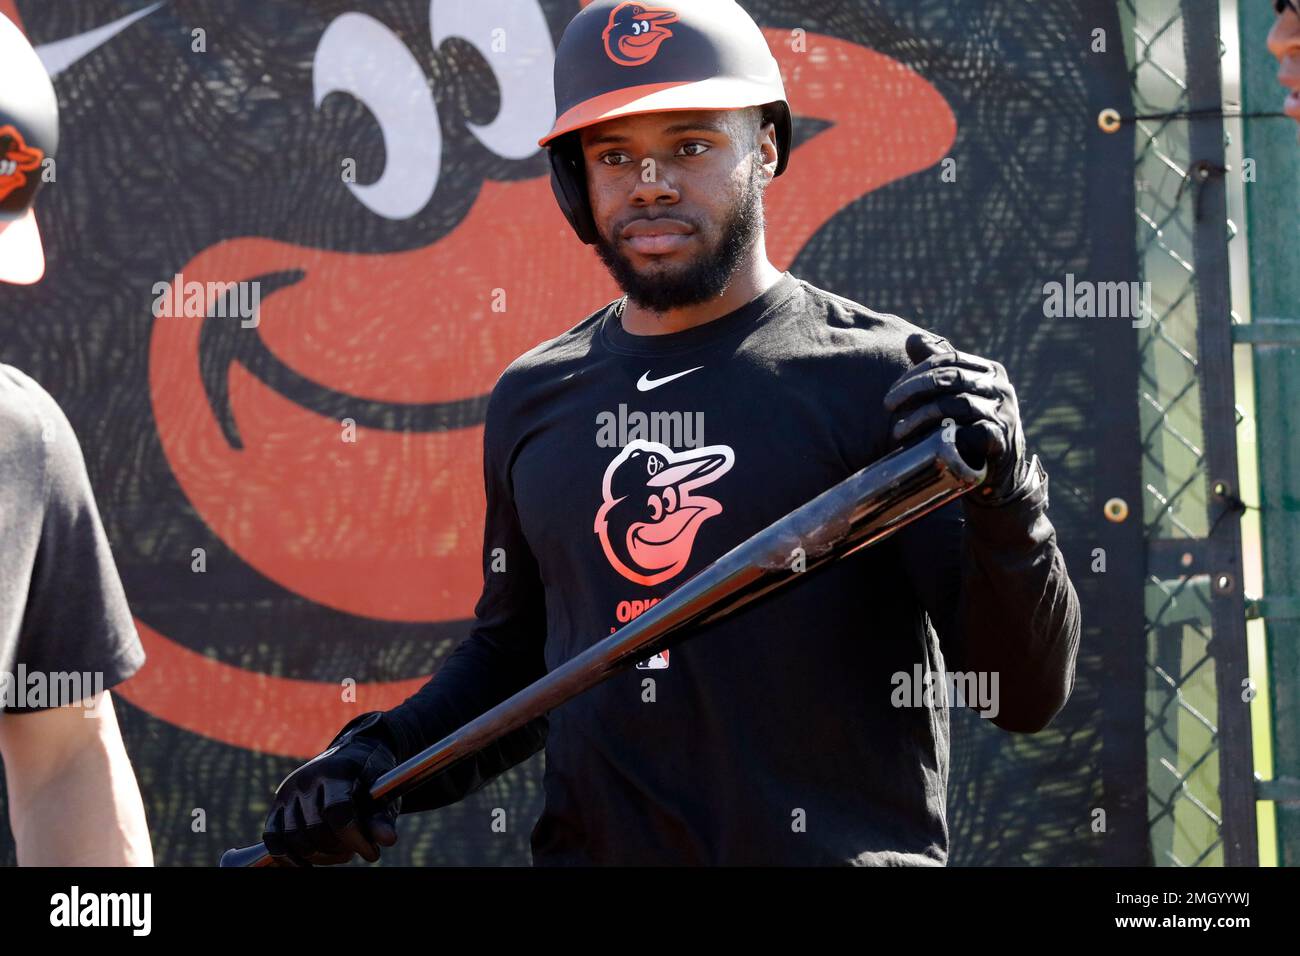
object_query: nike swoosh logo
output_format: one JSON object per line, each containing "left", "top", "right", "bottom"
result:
{"left": 35, "top": 2, "right": 166, "bottom": 78}
{"left": 637, "top": 366, "right": 704, "bottom": 391}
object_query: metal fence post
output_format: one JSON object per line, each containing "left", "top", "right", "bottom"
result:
{"left": 1180, "top": 0, "right": 1257, "bottom": 866}
{"left": 1239, "top": 0, "right": 1300, "bottom": 868}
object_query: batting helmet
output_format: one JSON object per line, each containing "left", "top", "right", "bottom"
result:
{"left": 0, "top": 12, "right": 58, "bottom": 285}
{"left": 538, "top": 0, "right": 792, "bottom": 245}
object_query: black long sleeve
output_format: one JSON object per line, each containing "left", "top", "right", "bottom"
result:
{"left": 382, "top": 388, "right": 550, "bottom": 814}
{"left": 897, "top": 454, "right": 1081, "bottom": 733}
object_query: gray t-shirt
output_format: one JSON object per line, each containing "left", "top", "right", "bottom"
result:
{"left": 0, "top": 364, "right": 144, "bottom": 713}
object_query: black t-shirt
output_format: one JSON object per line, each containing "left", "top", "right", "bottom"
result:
{"left": 387, "top": 271, "right": 1080, "bottom": 865}
{"left": 0, "top": 365, "right": 145, "bottom": 713}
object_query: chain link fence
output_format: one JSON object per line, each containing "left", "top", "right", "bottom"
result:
{"left": 1125, "top": 0, "right": 1255, "bottom": 866}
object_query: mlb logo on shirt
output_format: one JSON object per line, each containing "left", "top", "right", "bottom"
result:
{"left": 636, "top": 650, "right": 670, "bottom": 670}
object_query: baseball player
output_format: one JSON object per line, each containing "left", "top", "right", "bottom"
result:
{"left": 264, "top": 0, "right": 1080, "bottom": 866}
{"left": 0, "top": 13, "right": 153, "bottom": 865}
{"left": 1272, "top": 0, "right": 1300, "bottom": 135}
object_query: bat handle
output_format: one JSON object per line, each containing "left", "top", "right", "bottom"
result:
{"left": 220, "top": 842, "right": 281, "bottom": 867}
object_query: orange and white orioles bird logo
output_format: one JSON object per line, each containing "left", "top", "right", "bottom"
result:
{"left": 603, "top": 1, "right": 679, "bottom": 66}
{"left": 595, "top": 440, "right": 735, "bottom": 586}
{"left": 0, "top": 125, "right": 43, "bottom": 202}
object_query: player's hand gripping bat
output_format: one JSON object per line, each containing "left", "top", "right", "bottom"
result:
{"left": 221, "top": 426, "right": 985, "bottom": 867}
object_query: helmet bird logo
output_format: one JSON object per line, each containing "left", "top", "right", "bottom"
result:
{"left": 0, "top": 124, "right": 43, "bottom": 202}
{"left": 602, "top": 2, "right": 679, "bottom": 66}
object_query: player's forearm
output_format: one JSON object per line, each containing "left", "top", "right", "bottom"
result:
{"left": 6, "top": 698, "right": 153, "bottom": 866}
{"left": 383, "top": 631, "right": 548, "bottom": 812}
{"left": 957, "top": 477, "right": 1082, "bottom": 733}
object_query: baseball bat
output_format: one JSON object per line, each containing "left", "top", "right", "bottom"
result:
{"left": 221, "top": 427, "right": 985, "bottom": 867}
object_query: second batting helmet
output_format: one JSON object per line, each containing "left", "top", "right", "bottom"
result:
{"left": 0, "top": 12, "right": 58, "bottom": 285}
{"left": 538, "top": 0, "right": 792, "bottom": 245}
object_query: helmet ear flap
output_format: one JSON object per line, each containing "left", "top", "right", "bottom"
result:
{"left": 547, "top": 135, "right": 599, "bottom": 246}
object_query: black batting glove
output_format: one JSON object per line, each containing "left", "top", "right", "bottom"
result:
{"left": 883, "top": 332, "right": 1031, "bottom": 506}
{"left": 262, "top": 711, "right": 402, "bottom": 866}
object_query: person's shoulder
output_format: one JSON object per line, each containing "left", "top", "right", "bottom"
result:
{"left": 481, "top": 299, "right": 616, "bottom": 430}
{"left": 0, "top": 364, "right": 89, "bottom": 502}
{"left": 0, "top": 362, "right": 61, "bottom": 427}
{"left": 794, "top": 277, "right": 929, "bottom": 335}
{"left": 489, "top": 300, "right": 615, "bottom": 403}
{"left": 0, "top": 363, "right": 74, "bottom": 455}
{"left": 502, "top": 301, "right": 613, "bottom": 381}
{"left": 791, "top": 278, "right": 943, "bottom": 370}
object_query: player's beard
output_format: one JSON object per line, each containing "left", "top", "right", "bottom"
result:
{"left": 592, "top": 155, "right": 765, "bottom": 314}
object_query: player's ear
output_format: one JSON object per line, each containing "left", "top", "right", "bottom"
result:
{"left": 755, "top": 106, "right": 779, "bottom": 178}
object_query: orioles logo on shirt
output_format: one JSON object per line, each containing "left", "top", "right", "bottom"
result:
{"left": 595, "top": 439, "right": 734, "bottom": 586}
{"left": 602, "top": 2, "right": 679, "bottom": 67}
